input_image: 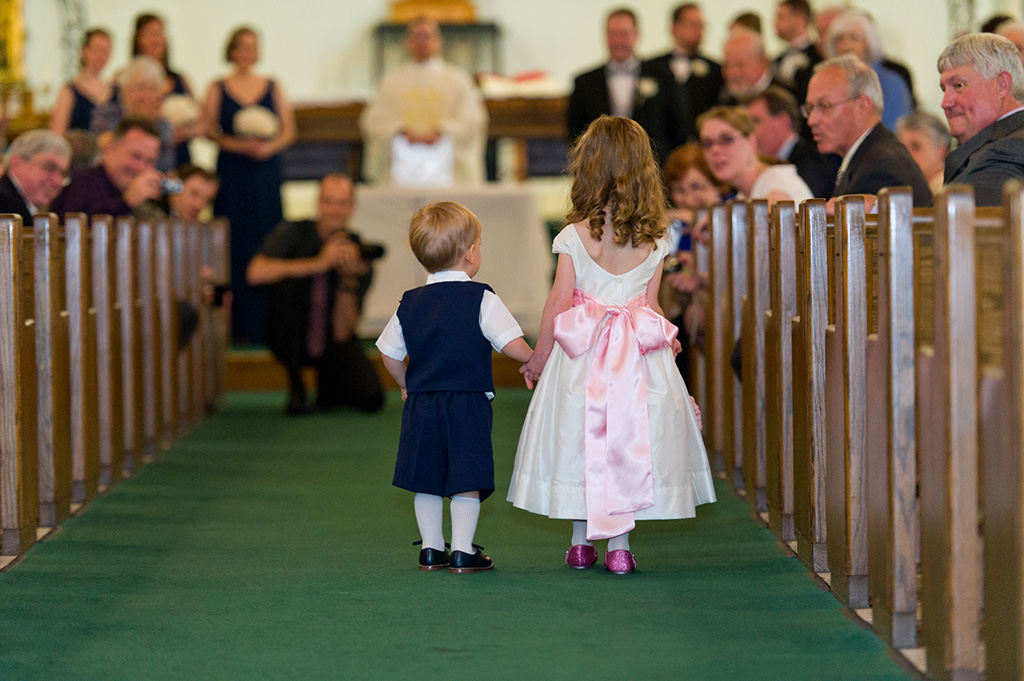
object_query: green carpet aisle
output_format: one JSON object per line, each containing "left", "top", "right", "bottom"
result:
{"left": 0, "top": 390, "right": 916, "bottom": 681}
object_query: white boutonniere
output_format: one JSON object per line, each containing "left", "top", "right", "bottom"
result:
{"left": 637, "top": 77, "right": 659, "bottom": 100}
{"left": 789, "top": 53, "right": 810, "bottom": 71}
{"left": 692, "top": 59, "right": 709, "bottom": 77}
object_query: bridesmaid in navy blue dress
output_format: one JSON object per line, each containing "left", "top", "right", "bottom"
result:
{"left": 131, "top": 13, "right": 201, "bottom": 168}
{"left": 202, "top": 26, "right": 296, "bottom": 344}
{"left": 49, "top": 28, "right": 113, "bottom": 134}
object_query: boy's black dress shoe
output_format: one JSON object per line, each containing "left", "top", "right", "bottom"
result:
{"left": 418, "top": 547, "right": 451, "bottom": 571}
{"left": 449, "top": 549, "right": 494, "bottom": 573}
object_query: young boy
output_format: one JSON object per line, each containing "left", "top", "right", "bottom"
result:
{"left": 376, "top": 201, "right": 534, "bottom": 573}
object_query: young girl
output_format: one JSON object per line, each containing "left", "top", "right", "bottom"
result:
{"left": 508, "top": 116, "right": 716, "bottom": 575}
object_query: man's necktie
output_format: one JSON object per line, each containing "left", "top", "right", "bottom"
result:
{"left": 307, "top": 273, "right": 328, "bottom": 359}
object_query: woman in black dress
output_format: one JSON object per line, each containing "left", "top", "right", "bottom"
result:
{"left": 202, "top": 26, "right": 296, "bottom": 344}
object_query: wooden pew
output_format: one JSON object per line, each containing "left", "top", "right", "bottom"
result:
{"left": 792, "top": 199, "right": 829, "bottom": 572}
{"left": 824, "top": 197, "right": 870, "bottom": 609}
{"left": 916, "top": 188, "right": 984, "bottom": 680}
{"left": 156, "top": 219, "right": 179, "bottom": 446}
{"left": 706, "top": 204, "right": 730, "bottom": 476}
{"left": 92, "top": 216, "right": 125, "bottom": 490}
{"left": 136, "top": 220, "right": 163, "bottom": 462}
{"left": 984, "top": 181, "right": 1024, "bottom": 681}
{"left": 186, "top": 221, "right": 206, "bottom": 423}
{"left": 117, "top": 217, "right": 143, "bottom": 475}
{"left": 65, "top": 214, "right": 100, "bottom": 505}
{"left": 864, "top": 189, "right": 919, "bottom": 649}
{"left": 723, "top": 201, "right": 747, "bottom": 491}
{"left": 172, "top": 220, "right": 192, "bottom": 434}
{"left": 741, "top": 200, "right": 769, "bottom": 513}
{"left": 765, "top": 201, "right": 797, "bottom": 542}
{"left": 202, "top": 218, "right": 231, "bottom": 412}
{"left": 33, "top": 214, "right": 72, "bottom": 528}
{"left": 0, "top": 215, "right": 38, "bottom": 556}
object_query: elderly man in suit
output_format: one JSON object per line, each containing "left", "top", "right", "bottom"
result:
{"left": 804, "top": 55, "right": 932, "bottom": 208}
{"left": 642, "top": 3, "right": 724, "bottom": 150}
{"left": 939, "top": 32, "right": 1024, "bottom": 206}
{"left": 0, "top": 130, "right": 71, "bottom": 222}
{"left": 566, "top": 8, "right": 663, "bottom": 148}
{"left": 720, "top": 28, "right": 779, "bottom": 106}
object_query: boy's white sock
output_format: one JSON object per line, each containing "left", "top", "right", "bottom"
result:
{"left": 414, "top": 493, "right": 445, "bottom": 551}
{"left": 608, "top": 532, "right": 631, "bottom": 552}
{"left": 450, "top": 495, "right": 481, "bottom": 555}
{"left": 571, "top": 521, "right": 594, "bottom": 546}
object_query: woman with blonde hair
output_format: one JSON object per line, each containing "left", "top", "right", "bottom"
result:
{"left": 698, "top": 105, "right": 812, "bottom": 204}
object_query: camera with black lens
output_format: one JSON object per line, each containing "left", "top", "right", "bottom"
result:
{"left": 359, "top": 242, "right": 386, "bottom": 261}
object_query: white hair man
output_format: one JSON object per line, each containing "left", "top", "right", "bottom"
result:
{"left": 940, "top": 32, "right": 1024, "bottom": 206}
{"left": 0, "top": 130, "right": 72, "bottom": 222}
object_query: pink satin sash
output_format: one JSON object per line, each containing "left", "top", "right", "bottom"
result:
{"left": 553, "top": 289, "right": 679, "bottom": 540}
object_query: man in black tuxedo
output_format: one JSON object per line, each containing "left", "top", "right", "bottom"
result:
{"left": 747, "top": 86, "right": 838, "bottom": 198}
{"left": 939, "top": 33, "right": 1024, "bottom": 206}
{"left": 566, "top": 8, "right": 663, "bottom": 151}
{"left": 0, "top": 130, "right": 71, "bottom": 222}
{"left": 642, "top": 3, "right": 723, "bottom": 152}
{"left": 805, "top": 55, "right": 931, "bottom": 208}
{"left": 772, "top": 0, "right": 820, "bottom": 103}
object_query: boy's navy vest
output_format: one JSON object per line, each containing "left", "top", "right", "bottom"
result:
{"left": 397, "top": 281, "right": 495, "bottom": 393}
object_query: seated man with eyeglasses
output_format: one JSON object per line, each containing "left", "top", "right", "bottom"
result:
{"left": 50, "top": 116, "right": 166, "bottom": 218}
{"left": 0, "top": 129, "right": 72, "bottom": 222}
{"left": 804, "top": 54, "right": 931, "bottom": 210}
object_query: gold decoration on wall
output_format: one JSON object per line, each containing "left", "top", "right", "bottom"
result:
{"left": 0, "top": 0, "right": 25, "bottom": 85}
{"left": 390, "top": 0, "right": 476, "bottom": 23}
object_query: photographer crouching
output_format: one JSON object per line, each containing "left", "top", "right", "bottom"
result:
{"left": 247, "top": 173, "right": 385, "bottom": 415}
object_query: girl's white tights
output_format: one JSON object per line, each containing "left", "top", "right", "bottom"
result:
{"left": 572, "top": 520, "right": 630, "bottom": 551}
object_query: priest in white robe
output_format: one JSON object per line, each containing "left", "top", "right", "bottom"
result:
{"left": 359, "top": 17, "right": 488, "bottom": 186}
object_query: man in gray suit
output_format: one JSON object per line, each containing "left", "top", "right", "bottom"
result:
{"left": 805, "top": 55, "right": 931, "bottom": 208}
{"left": 940, "top": 32, "right": 1024, "bottom": 206}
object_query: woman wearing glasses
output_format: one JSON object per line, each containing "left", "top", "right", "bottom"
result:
{"left": 659, "top": 143, "right": 730, "bottom": 383}
{"left": 697, "top": 106, "right": 813, "bottom": 205}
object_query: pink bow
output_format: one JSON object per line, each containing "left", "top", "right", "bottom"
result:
{"left": 554, "top": 289, "right": 679, "bottom": 540}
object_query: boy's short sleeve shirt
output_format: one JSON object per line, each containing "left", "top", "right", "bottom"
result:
{"left": 375, "top": 270, "right": 524, "bottom": 360}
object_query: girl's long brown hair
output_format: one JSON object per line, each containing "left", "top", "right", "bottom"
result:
{"left": 566, "top": 116, "right": 666, "bottom": 247}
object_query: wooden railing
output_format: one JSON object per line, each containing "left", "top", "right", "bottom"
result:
{"left": 0, "top": 213, "right": 230, "bottom": 563}
{"left": 698, "top": 185, "right": 1024, "bottom": 681}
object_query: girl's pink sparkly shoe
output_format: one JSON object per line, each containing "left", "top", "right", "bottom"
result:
{"left": 565, "top": 544, "right": 598, "bottom": 569}
{"left": 603, "top": 549, "right": 636, "bottom": 574}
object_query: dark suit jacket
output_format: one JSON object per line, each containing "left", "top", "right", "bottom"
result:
{"left": 642, "top": 51, "right": 724, "bottom": 153}
{"left": 566, "top": 60, "right": 667, "bottom": 157}
{"left": 944, "top": 109, "right": 1024, "bottom": 207}
{"left": 786, "top": 136, "right": 840, "bottom": 200}
{"left": 0, "top": 174, "right": 32, "bottom": 223}
{"left": 773, "top": 42, "right": 821, "bottom": 104}
{"left": 834, "top": 123, "right": 932, "bottom": 206}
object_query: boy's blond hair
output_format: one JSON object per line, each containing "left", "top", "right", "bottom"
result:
{"left": 409, "top": 201, "right": 482, "bottom": 273}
